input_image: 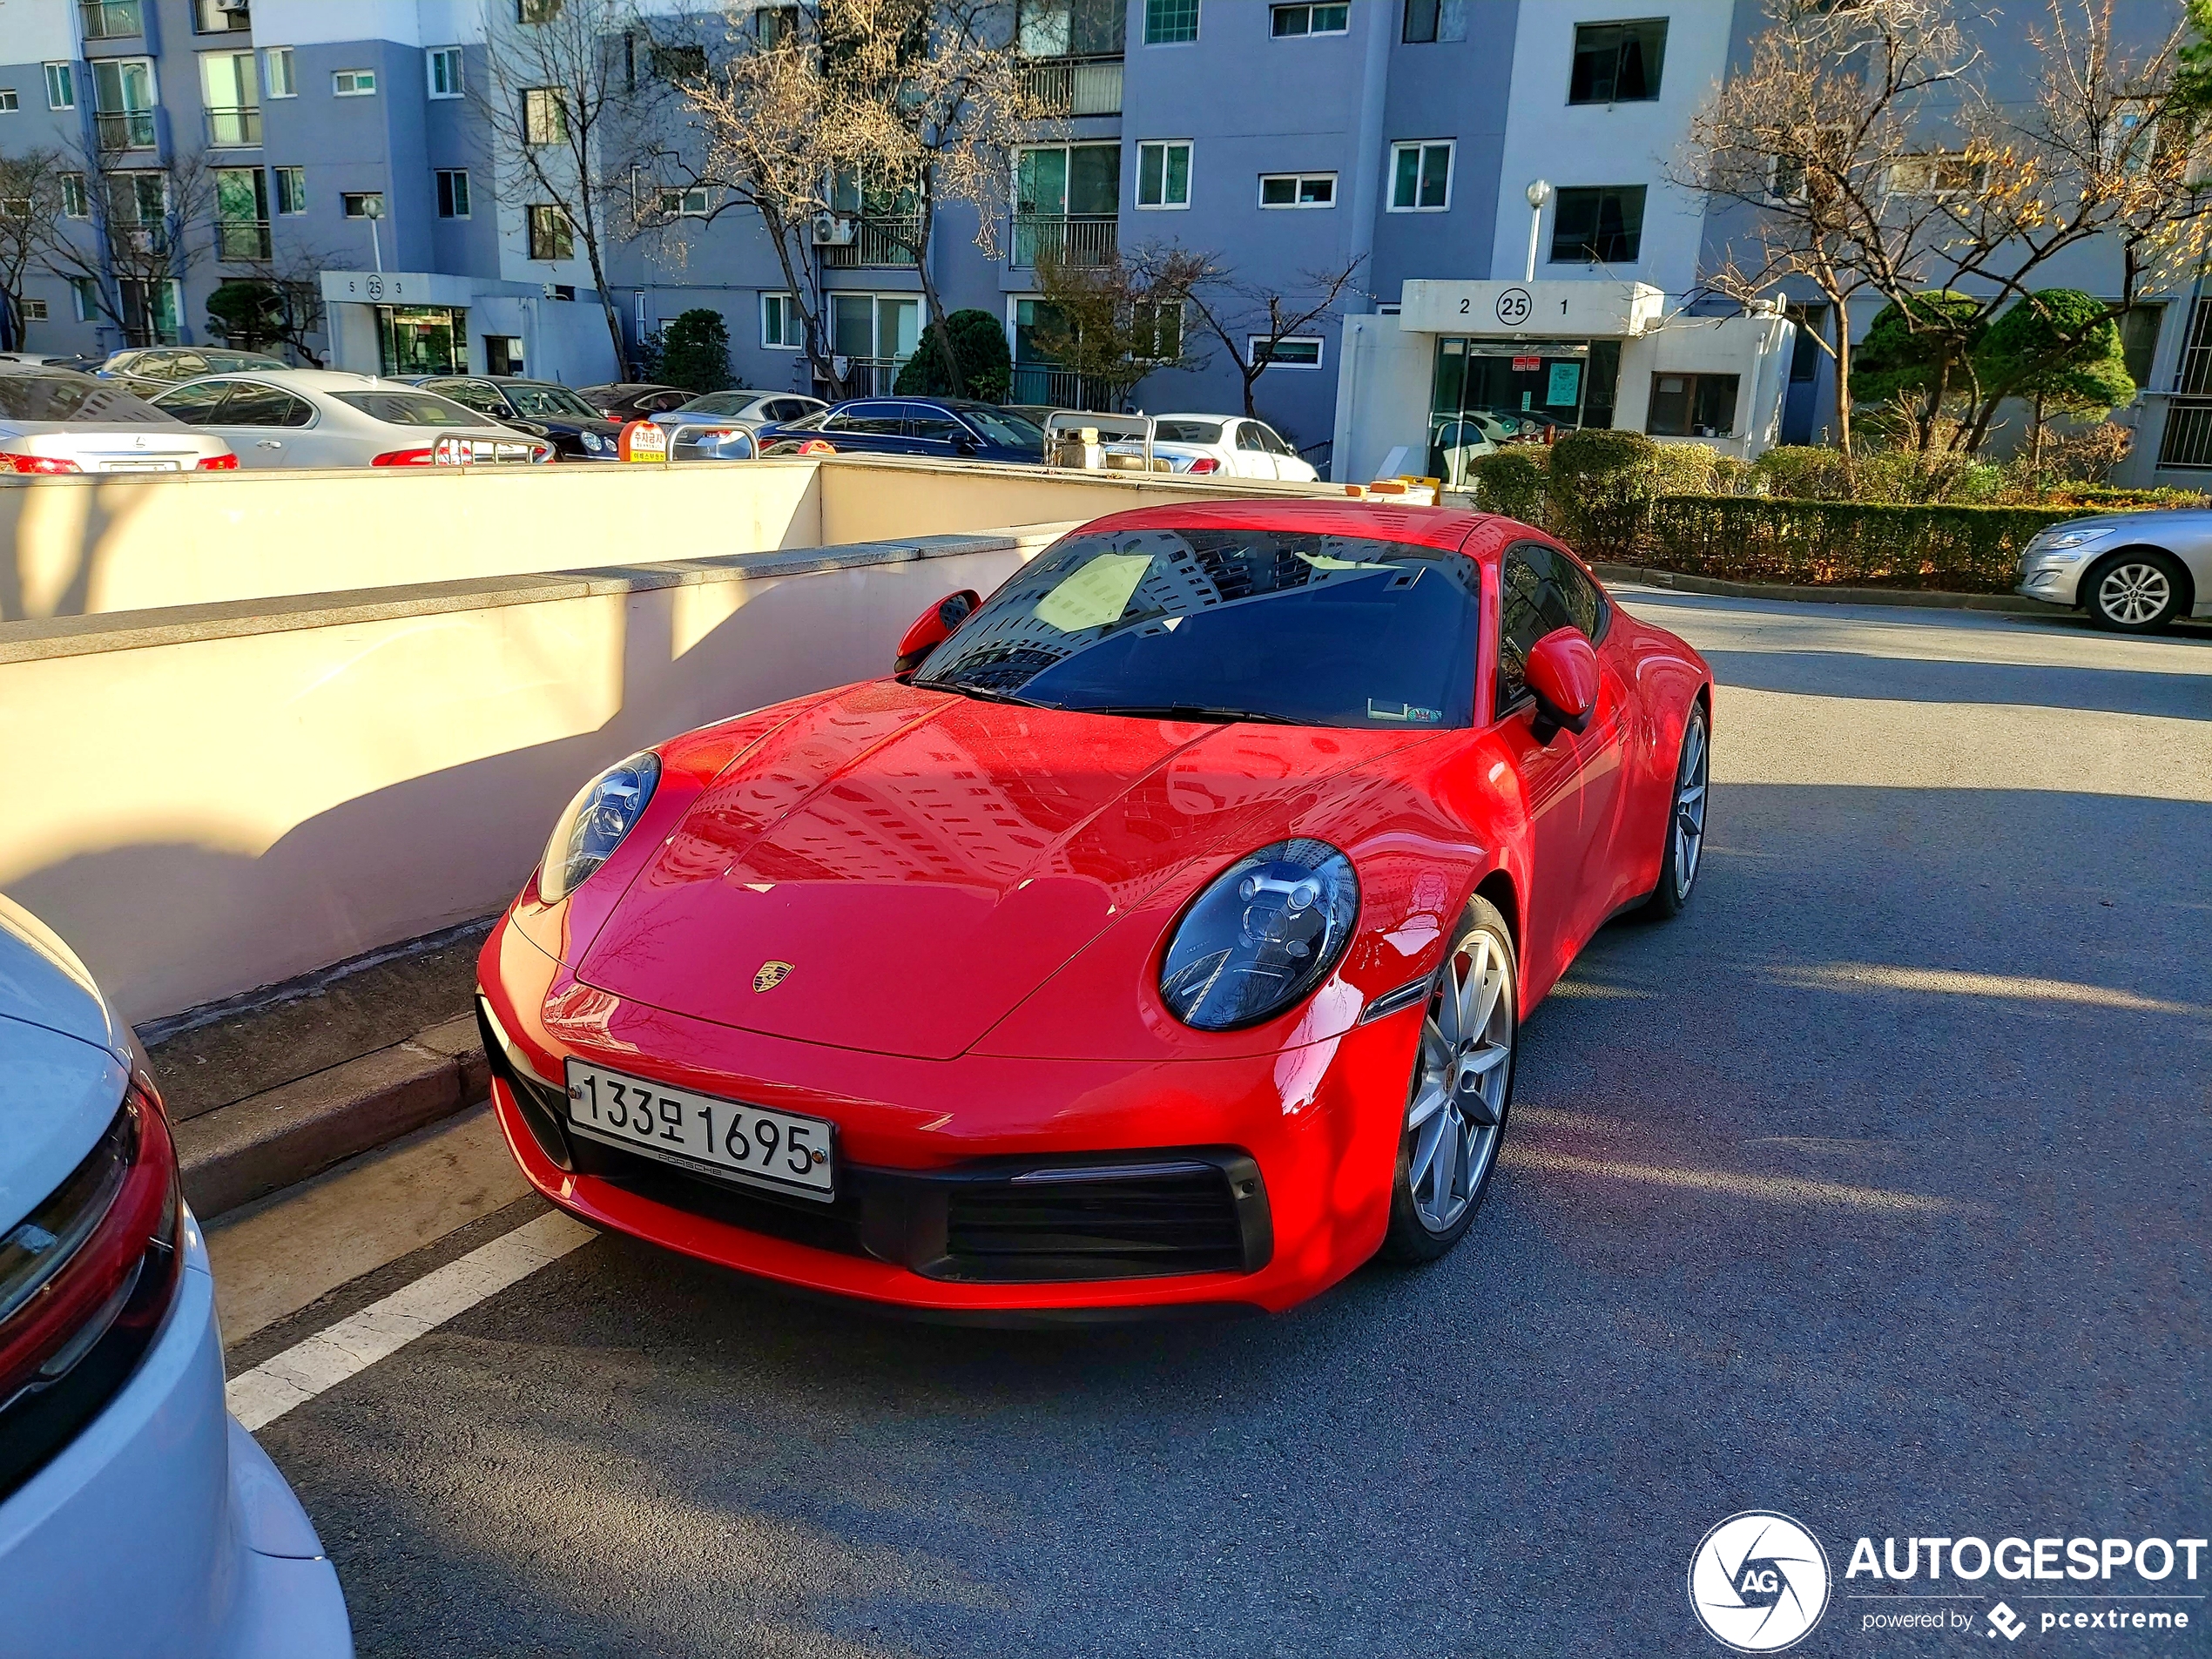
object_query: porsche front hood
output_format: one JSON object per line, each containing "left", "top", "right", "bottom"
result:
{"left": 576, "top": 683, "right": 1420, "bottom": 1061}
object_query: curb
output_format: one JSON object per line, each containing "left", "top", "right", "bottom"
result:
{"left": 175, "top": 1014, "right": 489, "bottom": 1219}
{"left": 1595, "top": 563, "right": 2050, "bottom": 614}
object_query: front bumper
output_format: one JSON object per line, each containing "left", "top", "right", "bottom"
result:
{"left": 0, "top": 1215, "right": 353, "bottom": 1659}
{"left": 478, "top": 915, "right": 1420, "bottom": 1317}
{"left": 2015, "top": 559, "right": 2085, "bottom": 607}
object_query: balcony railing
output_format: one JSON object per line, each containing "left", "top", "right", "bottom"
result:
{"left": 2156, "top": 395, "right": 2212, "bottom": 469}
{"left": 217, "top": 218, "right": 272, "bottom": 260}
{"left": 1020, "top": 55, "right": 1123, "bottom": 117}
{"left": 95, "top": 110, "right": 158, "bottom": 151}
{"left": 1010, "top": 365, "right": 1097, "bottom": 408}
{"left": 79, "top": 0, "right": 144, "bottom": 37}
{"left": 820, "top": 215, "right": 921, "bottom": 269}
{"left": 113, "top": 223, "right": 172, "bottom": 256}
{"left": 822, "top": 356, "right": 908, "bottom": 398}
{"left": 206, "top": 106, "right": 262, "bottom": 146}
{"left": 1012, "top": 212, "right": 1116, "bottom": 269}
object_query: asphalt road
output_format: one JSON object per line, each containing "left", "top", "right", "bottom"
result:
{"left": 244, "top": 590, "right": 2211, "bottom": 1657}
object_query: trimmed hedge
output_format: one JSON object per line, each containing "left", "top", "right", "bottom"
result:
{"left": 1467, "top": 448, "right": 1548, "bottom": 523}
{"left": 1642, "top": 496, "right": 2099, "bottom": 592}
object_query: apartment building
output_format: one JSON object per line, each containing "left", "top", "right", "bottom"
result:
{"left": 0, "top": 0, "right": 2197, "bottom": 484}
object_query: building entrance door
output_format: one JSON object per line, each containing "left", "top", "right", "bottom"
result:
{"left": 1426, "top": 336, "right": 1619, "bottom": 486}
{"left": 376, "top": 306, "right": 467, "bottom": 375}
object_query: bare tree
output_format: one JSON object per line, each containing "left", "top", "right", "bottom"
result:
{"left": 1029, "top": 242, "right": 1215, "bottom": 408}
{"left": 39, "top": 146, "right": 212, "bottom": 346}
{"left": 1181, "top": 253, "right": 1367, "bottom": 420}
{"left": 0, "top": 147, "right": 71, "bottom": 351}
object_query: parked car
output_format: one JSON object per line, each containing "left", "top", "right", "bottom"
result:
{"left": 758, "top": 397, "right": 1046, "bottom": 464}
{"left": 150, "top": 370, "right": 551, "bottom": 469}
{"left": 634, "top": 390, "right": 825, "bottom": 461}
{"left": 1107, "top": 414, "right": 1318, "bottom": 481}
{"left": 476, "top": 500, "right": 1712, "bottom": 1318}
{"left": 0, "top": 367, "right": 237, "bottom": 475}
{"left": 0, "top": 894, "right": 354, "bottom": 1655}
{"left": 2016, "top": 509, "right": 2212, "bottom": 632}
{"left": 0, "top": 352, "right": 99, "bottom": 370}
{"left": 99, "top": 347, "right": 291, "bottom": 400}
{"left": 405, "top": 375, "right": 624, "bottom": 461}
{"left": 575, "top": 382, "right": 694, "bottom": 422}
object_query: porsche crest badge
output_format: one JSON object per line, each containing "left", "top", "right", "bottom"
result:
{"left": 753, "top": 961, "right": 793, "bottom": 993}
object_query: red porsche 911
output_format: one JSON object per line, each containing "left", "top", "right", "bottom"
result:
{"left": 475, "top": 499, "right": 1711, "bottom": 1318}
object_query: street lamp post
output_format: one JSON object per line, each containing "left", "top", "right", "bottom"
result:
{"left": 1523, "top": 179, "right": 1552, "bottom": 284}
{"left": 365, "top": 196, "right": 385, "bottom": 274}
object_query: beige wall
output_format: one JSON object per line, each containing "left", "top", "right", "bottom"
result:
{"left": 0, "top": 456, "right": 1329, "bottom": 622}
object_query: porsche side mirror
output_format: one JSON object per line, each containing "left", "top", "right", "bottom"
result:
{"left": 894, "top": 589, "right": 980, "bottom": 677}
{"left": 1525, "top": 626, "right": 1598, "bottom": 745}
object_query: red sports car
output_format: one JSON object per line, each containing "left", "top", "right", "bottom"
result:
{"left": 475, "top": 499, "right": 1711, "bottom": 1318}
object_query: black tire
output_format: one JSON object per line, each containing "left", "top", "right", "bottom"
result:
{"left": 1379, "top": 897, "right": 1517, "bottom": 1264}
{"left": 2083, "top": 550, "right": 2189, "bottom": 633}
{"left": 1641, "top": 702, "right": 1710, "bottom": 921}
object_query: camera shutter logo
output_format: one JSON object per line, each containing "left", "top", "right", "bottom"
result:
{"left": 1688, "top": 1512, "right": 1831, "bottom": 1652}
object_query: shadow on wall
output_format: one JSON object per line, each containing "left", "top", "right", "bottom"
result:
{"left": 0, "top": 478, "right": 165, "bottom": 623}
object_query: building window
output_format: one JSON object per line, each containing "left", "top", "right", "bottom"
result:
{"left": 274, "top": 165, "right": 306, "bottom": 214}
{"left": 44, "top": 64, "right": 75, "bottom": 110}
{"left": 333, "top": 69, "right": 377, "bottom": 97}
{"left": 528, "top": 203, "right": 573, "bottom": 260}
{"left": 1259, "top": 172, "right": 1335, "bottom": 207}
{"left": 1568, "top": 19, "right": 1667, "bottom": 104}
{"left": 1647, "top": 372, "right": 1739, "bottom": 438}
{"left": 518, "top": 0, "right": 562, "bottom": 21}
{"left": 755, "top": 4, "right": 799, "bottom": 44}
{"left": 2121, "top": 302, "right": 2163, "bottom": 388}
{"left": 484, "top": 334, "right": 524, "bottom": 375}
{"left": 1787, "top": 301, "right": 1829, "bottom": 382}
{"left": 341, "top": 191, "right": 384, "bottom": 218}
{"left": 0, "top": 91, "right": 17, "bottom": 114}
{"left": 522, "top": 87, "right": 567, "bottom": 145}
{"left": 1136, "top": 140, "right": 1191, "bottom": 208}
{"left": 436, "top": 169, "right": 471, "bottom": 218}
{"left": 71, "top": 277, "right": 102, "bottom": 321}
{"left": 1550, "top": 184, "right": 1645, "bottom": 262}
{"left": 78, "top": 2, "right": 143, "bottom": 41}
{"left": 657, "top": 185, "right": 708, "bottom": 218}
{"left": 1271, "top": 3, "right": 1346, "bottom": 36}
{"left": 264, "top": 48, "right": 296, "bottom": 98}
{"left": 1250, "top": 335, "right": 1322, "bottom": 368}
{"left": 762, "top": 292, "right": 800, "bottom": 348}
{"left": 1388, "top": 140, "right": 1453, "bottom": 211}
{"left": 428, "top": 47, "right": 464, "bottom": 98}
{"left": 22, "top": 298, "right": 48, "bottom": 321}
{"left": 193, "top": 0, "right": 251, "bottom": 32}
{"left": 1143, "top": 0, "right": 1198, "bottom": 45}
{"left": 200, "top": 50, "right": 260, "bottom": 146}
{"left": 1886, "top": 152, "right": 1985, "bottom": 198}
{"left": 1402, "top": 0, "right": 1467, "bottom": 44}
{"left": 61, "top": 173, "right": 89, "bottom": 217}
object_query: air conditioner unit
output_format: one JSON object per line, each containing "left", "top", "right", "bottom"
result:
{"left": 213, "top": 0, "right": 251, "bottom": 12}
{"left": 810, "top": 212, "right": 854, "bottom": 246}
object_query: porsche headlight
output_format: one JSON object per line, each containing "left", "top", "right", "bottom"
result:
{"left": 537, "top": 752, "right": 660, "bottom": 904}
{"left": 1159, "top": 840, "right": 1359, "bottom": 1031}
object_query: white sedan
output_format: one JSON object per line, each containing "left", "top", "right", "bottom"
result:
{"left": 150, "top": 370, "right": 550, "bottom": 469}
{"left": 1109, "top": 414, "right": 1318, "bottom": 481}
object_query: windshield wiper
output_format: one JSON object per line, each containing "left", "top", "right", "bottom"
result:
{"left": 918, "top": 679, "right": 1055, "bottom": 710}
{"left": 1076, "top": 703, "right": 1305, "bottom": 725}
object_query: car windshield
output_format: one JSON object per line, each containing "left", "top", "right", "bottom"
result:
{"left": 504, "top": 385, "right": 599, "bottom": 419}
{"left": 678, "top": 393, "right": 747, "bottom": 415}
{"left": 915, "top": 527, "right": 1480, "bottom": 728}
{"left": 210, "top": 353, "right": 287, "bottom": 372}
{"left": 961, "top": 406, "right": 1044, "bottom": 449}
{"left": 0, "top": 374, "right": 177, "bottom": 425}
{"left": 1155, "top": 419, "right": 1224, "bottom": 445}
{"left": 333, "top": 390, "right": 490, "bottom": 427}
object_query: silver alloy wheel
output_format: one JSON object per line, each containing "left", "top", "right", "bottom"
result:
{"left": 1406, "top": 928, "right": 1514, "bottom": 1234}
{"left": 2097, "top": 561, "right": 2173, "bottom": 626}
{"left": 1673, "top": 715, "right": 1709, "bottom": 902}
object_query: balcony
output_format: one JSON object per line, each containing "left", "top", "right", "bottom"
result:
{"left": 113, "top": 223, "right": 172, "bottom": 256}
{"left": 79, "top": 0, "right": 144, "bottom": 38}
{"left": 206, "top": 107, "right": 262, "bottom": 147}
{"left": 217, "top": 219, "right": 272, "bottom": 260}
{"left": 1020, "top": 55, "right": 1123, "bottom": 118}
{"left": 1012, "top": 212, "right": 1117, "bottom": 269}
{"left": 95, "top": 110, "right": 158, "bottom": 151}
{"left": 821, "top": 216, "right": 921, "bottom": 269}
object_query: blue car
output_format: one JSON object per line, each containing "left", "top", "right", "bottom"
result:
{"left": 759, "top": 397, "right": 1046, "bottom": 464}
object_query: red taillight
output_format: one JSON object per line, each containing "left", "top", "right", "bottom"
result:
{"left": 195, "top": 453, "right": 239, "bottom": 470}
{"left": 1186, "top": 455, "right": 1222, "bottom": 475}
{"left": 372, "top": 448, "right": 435, "bottom": 467}
{"left": 1, "top": 454, "right": 83, "bottom": 475}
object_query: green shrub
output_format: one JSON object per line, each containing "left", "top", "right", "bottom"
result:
{"left": 1709, "top": 454, "right": 1759, "bottom": 496}
{"left": 2041, "top": 483, "right": 2210, "bottom": 509}
{"left": 1468, "top": 448, "right": 1548, "bottom": 523}
{"left": 1548, "top": 428, "right": 1659, "bottom": 557}
{"left": 1752, "top": 445, "right": 1849, "bottom": 499}
{"left": 894, "top": 308, "right": 1013, "bottom": 401}
{"left": 1643, "top": 497, "right": 2099, "bottom": 592}
{"left": 1650, "top": 441, "right": 1720, "bottom": 496}
{"left": 657, "top": 308, "right": 732, "bottom": 393}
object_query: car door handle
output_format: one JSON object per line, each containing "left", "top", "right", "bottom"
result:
{"left": 256, "top": 439, "right": 283, "bottom": 448}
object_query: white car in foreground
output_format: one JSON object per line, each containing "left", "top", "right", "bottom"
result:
{"left": 1108, "top": 414, "right": 1318, "bottom": 480}
{"left": 1, "top": 367, "right": 237, "bottom": 475}
{"left": 0, "top": 896, "right": 352, "bottom": 1657}
{"left": 150, "top": 370, "right": 550, "bottom": 469}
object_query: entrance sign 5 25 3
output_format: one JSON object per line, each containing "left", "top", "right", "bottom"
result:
{"left": 1495, "top": 287, "right": 1532, "bottom": 326}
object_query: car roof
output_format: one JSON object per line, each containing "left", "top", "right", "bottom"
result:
{"left": 185, "top": 369, "right": 396, "bottom": 391}
{"left": 1068, "top": 497, "right": 1507, "bottom": 559}
{"left": 583, "top": 382, "right": 682, "bottom": 395}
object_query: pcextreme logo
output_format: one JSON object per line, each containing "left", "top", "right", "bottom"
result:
{"left": 1689, "top": 1512, "right": 1832, "bottom": 1652}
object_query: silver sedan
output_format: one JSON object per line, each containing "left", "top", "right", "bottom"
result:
{"left": 2017, "top": 510, "right": 2212, "bottom": 632}
{"left": 0, "top": 368, "right": 237, "bottom": 475}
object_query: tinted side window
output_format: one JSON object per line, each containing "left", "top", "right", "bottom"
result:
{"left": 1496, "top": 543, "right": 1607, "bottom": 712}
{"left": 156, "top": 380, "right": 233, "bottom": 423}
{"left": 437, "top": 381, "right": 508, "bottom": 416}
{"left": 834, "top": 403, "right": 905, "bottom": 435}
{"left": 216, "top": 382, "right": 312, "bottom": 427}
{"left": 1258, "top": 424, "right": 1294, "bottom": 455}
{"left": 907, "top": 408, "right": 961, "bottom": 442}
{"left": 1235, "top": 422, "right": 1267, "bottom": 451}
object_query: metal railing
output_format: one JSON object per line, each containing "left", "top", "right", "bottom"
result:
{"left": 1010, "top": 364, "right": 1112, "bottom": 408}
{"left": 1020, "top": 55, "right": 1123, "bottom": 117}
{"left": 1012, "top": 212, "right": 1116, "bottom": 269}
{"left": 206, "top": 107, "right": 261, "bottom": 146}
{"left": 95, "top": 110, "right": 158, "bottom": 151}
{"left": 2155, "top": 396, "right": 2212, "bottom": 469}
{"left": 113, "top": 223, "right": 171, "bottom": 255}
{"left": 216, "top": 218, "right": 271, "bottom": 260}
{"left": 822, "top": 357, "right": 907, "bottom": 398}
{"left": 820, "top": 215, "right": 921, "bottom": 268}
{"left": 79, "top": 0, "right": 143, "bottom": 37}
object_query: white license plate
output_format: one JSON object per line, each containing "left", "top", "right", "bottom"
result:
{"left": 563, "top": 1061, "right": 835, "bottom": 1200}
{"left": 101, "top": 460, "right": 180, "bottom": 472}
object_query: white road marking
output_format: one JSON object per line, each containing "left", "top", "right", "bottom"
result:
{"left": 227, "top": 1211, "right": 596, "bottom": 1432}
